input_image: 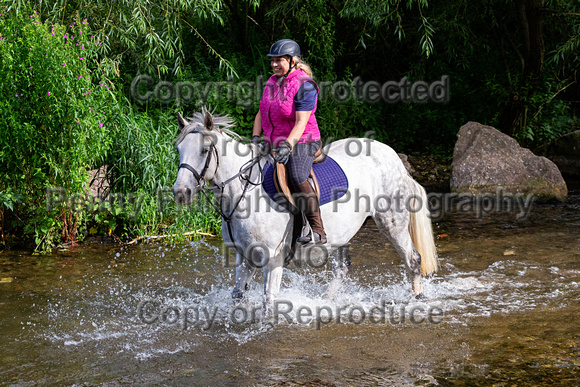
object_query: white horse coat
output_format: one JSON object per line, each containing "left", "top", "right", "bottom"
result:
{"left": 173, "top": 110, "right": 438, "bottom": 307}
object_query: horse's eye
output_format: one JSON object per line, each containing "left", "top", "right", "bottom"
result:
{"left": 201, "top": 148, "right": 209, "bottom": 154}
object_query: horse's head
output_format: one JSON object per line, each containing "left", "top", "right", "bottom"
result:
{"left": 173, "top": 109, "right": 221, "bottom": 205}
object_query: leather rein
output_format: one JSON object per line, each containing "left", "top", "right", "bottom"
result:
{"left": 177, "top": 133, "right": 265, "bottom": 257}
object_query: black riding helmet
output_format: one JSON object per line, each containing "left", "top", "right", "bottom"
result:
{"left": 267, "top": 39, "right": 301, "bottom": 58}
{"left": 267, "top": 39, "right": 301, "bottom": 77}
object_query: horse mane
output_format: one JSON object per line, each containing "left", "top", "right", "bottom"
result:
{"left": 175, "top": 107, "right": 242, "bottom": 145}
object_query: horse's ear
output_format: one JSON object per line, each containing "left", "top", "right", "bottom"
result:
{"left": 177, "top": 112, "right": 188, "bottom": 131}
{"left": 204, "top": 111, "right": 214, "bottom": 131}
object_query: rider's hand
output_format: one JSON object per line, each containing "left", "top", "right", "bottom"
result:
{"left": 274, "top": 141, "right": 292, "bottom": 165}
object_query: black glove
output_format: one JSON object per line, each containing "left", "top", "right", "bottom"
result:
{"left": 274, "top": 141, "right": 292, "bottom": 165}
{"left": 251, "top": 135, "right": 261, "bottom": 145}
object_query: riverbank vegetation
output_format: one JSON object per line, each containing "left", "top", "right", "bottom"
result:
{"left": 0, "top": 0, "right": 578, "bottom": 251}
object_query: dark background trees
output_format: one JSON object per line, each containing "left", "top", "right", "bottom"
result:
{"left": 5, "top": 0, "right": 577, "bottom": 151}
{"left": 1, "top": 0, "right": 578, "bottom": 248}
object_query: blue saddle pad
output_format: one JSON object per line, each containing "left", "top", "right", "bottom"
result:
{"left": 262, "top": 155, "right": 349, "bottom": 206}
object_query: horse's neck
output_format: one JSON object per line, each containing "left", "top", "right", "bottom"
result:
{"left": 212, "top": 137, "right": 261, "bottom": 199}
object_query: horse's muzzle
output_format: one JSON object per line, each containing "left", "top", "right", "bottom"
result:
{"left": 173, "top": 185, "right": 195, "bottom": 205}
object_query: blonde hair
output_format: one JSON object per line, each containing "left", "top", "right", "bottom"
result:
{"left": 292, "top": 56, "right": 313, "bottom": 77}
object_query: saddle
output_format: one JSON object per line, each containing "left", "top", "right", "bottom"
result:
{"left": 262, "top": 147, "right": 347, "bottom": 209}
{"left": 261, "top": 148, "right": 347, "bottom": 266}
{"left": 272, "top": 147, "right": 326, "bottom": 208}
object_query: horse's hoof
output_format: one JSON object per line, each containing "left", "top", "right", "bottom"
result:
{"left": 232, "top": 288, "right": 244, "bottom": 301}
{"left": 415, "top": 293, "right": 427, "bottom": 300}
{"left": 324, "top": 279, "right": 342, "bottom": 301}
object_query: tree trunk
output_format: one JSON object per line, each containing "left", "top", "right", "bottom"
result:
{"left": 498, "top": 0, "right": 545, "bottom": 136}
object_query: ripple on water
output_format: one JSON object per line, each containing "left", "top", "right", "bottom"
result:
{"left": 1, "top": 195, "right": 579, "bottom": 384}
{"left": 32, "top": 243, "right": 576, "bottom": 358}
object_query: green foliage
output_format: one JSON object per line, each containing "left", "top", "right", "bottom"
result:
{"left": 0, "top": 188, "right": 20, "bottom": 213}
{"left": 516, "top": 77, "right": 579, "bottom": 145}
{"left": 1, "top": 0, "right": 579, "bottom": 250}
{"left": 546, "top": 0, "right": 580, "bottom": 66}
{"left": 0, "top": 9, "right": 218, "bottom": 250}
{"left": 1, "top": 0, "right": 234, "bottom": 77}
{"left": 104, "top": 105, "right": 221, "bottom": 238}
{"left": 339, "top": 0, "right": 433, "bottom": 56}
{"left": 0, "top": 8, "right": 117, "bottom": 249}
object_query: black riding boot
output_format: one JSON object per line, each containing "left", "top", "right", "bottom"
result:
{"left": 293, "top": 180, "right": 326, "bottom": 244}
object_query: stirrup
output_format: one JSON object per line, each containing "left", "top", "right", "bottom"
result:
{"left": 296, "top": 230, "right": 326, "bottom": 245}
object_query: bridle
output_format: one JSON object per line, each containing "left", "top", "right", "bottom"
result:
{"left": 178, "top": 141, "right": 219, "bottom": 189}
{"left": 177, "top": 132, "right": 264, "bottom": 194}
{"left": 177, "top": 132, "right": 266, "bottom": 260}
{"left": 177, "top": 130, "right": 299, "bottom": 267}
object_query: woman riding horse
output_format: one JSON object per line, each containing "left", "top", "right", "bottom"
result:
{"left": 251, "top": 39, "right": 326, "bottom": 244}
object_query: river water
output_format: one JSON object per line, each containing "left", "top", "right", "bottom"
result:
{"left": 1, "top": 190, "right": 579, "bottom": 386}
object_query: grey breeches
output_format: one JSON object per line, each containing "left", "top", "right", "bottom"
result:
{"left": 286, "top": 140, "right": 320, "bottom": 187}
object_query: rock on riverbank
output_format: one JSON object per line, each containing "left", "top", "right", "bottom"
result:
{"left": 450, "top": 122, "right": 567, "bottom": 200}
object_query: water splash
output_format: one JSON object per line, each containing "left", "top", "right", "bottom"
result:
{"left": 28, "top": 236, "right": 576, "bottom": 362}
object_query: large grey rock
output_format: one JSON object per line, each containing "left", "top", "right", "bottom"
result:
{"left": 541, "top": 130, "right": 580, "bottom": 178}
{"left": 451, "top": 122, "right": 568, "bottom": 200}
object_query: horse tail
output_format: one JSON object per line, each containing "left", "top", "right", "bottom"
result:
{"left": 407, "top": 178, "right": 439, "bottom": 275}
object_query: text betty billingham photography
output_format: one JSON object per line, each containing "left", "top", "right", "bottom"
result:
{"left": 46, "top": 182, "right": 535, "bottom": 223}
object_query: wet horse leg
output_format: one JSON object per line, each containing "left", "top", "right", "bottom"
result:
{"left": 262, "top": 252, "right": 284, "bottom": 313}
{"left": 232, "top": 253, "right": 256, "bottom": 300}
{"left": 373, "top": 211, "right": 424, "bottom": 298}
{"left": 326, "top": 245, "right": 351, "bottom": 300}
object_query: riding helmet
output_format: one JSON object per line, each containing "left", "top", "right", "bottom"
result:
{"left": 267, "top": 39, "right": 301, "bottom": 58}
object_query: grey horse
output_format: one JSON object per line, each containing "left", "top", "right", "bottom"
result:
{"left": 173, "top": 109, "right": 438, "bottom": 309}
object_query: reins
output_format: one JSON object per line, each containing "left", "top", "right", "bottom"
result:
{"left": 178, "top": 133, "right": 267, "bottom": 262}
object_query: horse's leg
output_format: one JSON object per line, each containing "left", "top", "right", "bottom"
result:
{"left": 331, "top": 245, "right": 350, "bottom": 279}
{"left": 262, "top": 253, "right": 284, "bottom": 313}
{"left": 231, "top": 253, "right": 256, "bottom": 300}
{"left": 326, "top": 245, "right": 351, "bottom": 300}
{"left": 373, "top": 211, "right": 424, "bottom": 298}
